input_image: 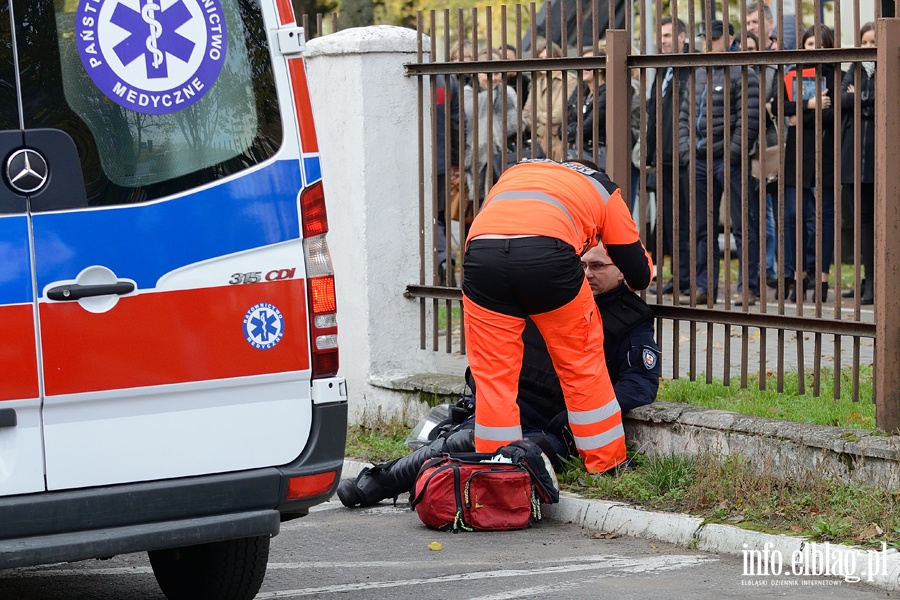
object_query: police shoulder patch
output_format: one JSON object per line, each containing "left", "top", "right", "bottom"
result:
{"left": 642, "top": 347, "right": 659, "bottom": 370}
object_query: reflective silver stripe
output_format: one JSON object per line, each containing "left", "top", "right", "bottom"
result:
{"left": 572, "top": 423, "right": 625, "bottom": 451}
{"left": 560, "top": 162, "right": 613, "bottom": 202}
{"left": 488, "top": 191, "right": 578, "bottom": 238}
{"left": 567, "top": 399, "right": 620, "bottom": 426}
{"left": 475, "top": 423, "right": 523, "bottom": 442}
{"left": 580, "top": 173, "right": 612, "bottom": 202}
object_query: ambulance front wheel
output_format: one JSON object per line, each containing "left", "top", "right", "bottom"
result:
{"left": 148, "top": 535, "right": 270, "bottom": 600}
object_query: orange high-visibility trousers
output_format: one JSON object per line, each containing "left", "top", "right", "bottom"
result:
{"left": 463, "top": 280, "right": 626, "bottom": 474}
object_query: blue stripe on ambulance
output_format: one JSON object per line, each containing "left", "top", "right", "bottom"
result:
{"left": 32, "top": 160, "right": 303, "bottom": 291}
{"left": 0, "top": 215, "right": 34, "bottom": 305}
{"left": 302, "top": 155, "right": 321, "bottom": 186}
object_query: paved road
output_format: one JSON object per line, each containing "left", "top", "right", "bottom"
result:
{"left": 0, "top": 497, "right": 892, "bottom": 600}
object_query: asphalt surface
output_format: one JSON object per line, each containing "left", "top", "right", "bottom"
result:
{"left": 1, "top": 492, "right": 895, "bottom": 599}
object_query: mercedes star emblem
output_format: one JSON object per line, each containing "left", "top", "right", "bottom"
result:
{"left": 6, "top": 148, "right": 49, "bottom": 194}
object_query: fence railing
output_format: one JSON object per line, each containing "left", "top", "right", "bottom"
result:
{"left": 297, "top": 2, "right": 900, "bottom": 432}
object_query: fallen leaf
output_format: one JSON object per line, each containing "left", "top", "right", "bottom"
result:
{"left": 858, "top": 524, "right": 884, "bottom": 539}
{"left": 592, "top": 531, "right": 621, "bottom": 540}
{"left": 428, "top": 541, "right": 443, "bottom": 551}
{"left": 791, "top": 523, "right": 803, "bottom": 534}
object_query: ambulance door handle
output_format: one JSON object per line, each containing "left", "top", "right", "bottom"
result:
{"left": 0, "top": 409, "right": 16, "bottom": 428}
{"left": 46, "top": 281, "right": 135, "bottom": 301}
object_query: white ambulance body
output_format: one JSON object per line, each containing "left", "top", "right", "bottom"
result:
{"left": 0, "top": 1, "right": 347, "bottom": 598}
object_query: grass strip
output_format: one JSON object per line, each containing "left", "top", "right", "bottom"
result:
{"left": 557, "top": 452, "right": 900, "bottom": 551}
{"left": 345, "top": 378, "right": 897, "bottom": 551}
{"left": 658, "top": 365, "right": 877, "bottom": 430}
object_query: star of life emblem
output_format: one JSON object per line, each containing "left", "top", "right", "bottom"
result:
{"left": 243, "top": 303, "right": 285, "bottom": 350}
{"left": 75, "top": 0, "right": 227, "bottom": 115}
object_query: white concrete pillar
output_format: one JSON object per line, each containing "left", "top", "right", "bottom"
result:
{"left": 305, "top": 26, "right": 439, "bottom": 425}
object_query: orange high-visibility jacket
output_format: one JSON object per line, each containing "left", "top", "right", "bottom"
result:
{"left": 467, "top": 161, "right": 645, "bottom": 269}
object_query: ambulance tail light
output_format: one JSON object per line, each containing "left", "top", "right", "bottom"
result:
{"left": 286, "top": 470, "right": 337, "bottom": 500}
{"left": 301, "top": 181, "right": 339, "bottom": 379}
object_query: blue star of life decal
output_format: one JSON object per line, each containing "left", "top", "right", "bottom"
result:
{"left": 243, "top": 303, "right": 285, "bottom": 350}
{"left": 76, "top": 0, "right": 227, "bottom": 115}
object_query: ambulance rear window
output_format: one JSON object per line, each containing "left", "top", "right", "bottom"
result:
{"left": 37, "top": 0, "right": 283, "bottom": 206}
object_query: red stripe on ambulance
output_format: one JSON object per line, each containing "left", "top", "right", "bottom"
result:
{"left": 288, "top": 58, "right": 319, "bottom": 153}
{"left": 39, "top": 280, "right": 310, "bottom": 396}
{"left": 0, "top": 304, "right": 38, "bottom": 401}
{"left": 275, "top": 0, "right": 295, "bottom": 26}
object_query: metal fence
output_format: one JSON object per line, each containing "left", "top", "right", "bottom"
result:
{"left": 299, "top": 3, "right": 900, "bottom": 431}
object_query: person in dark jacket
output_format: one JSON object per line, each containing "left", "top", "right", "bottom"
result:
{"left": 774, "top": 26, "right": 842, "bottom": 302}
{"left": 679, "top": 20, "right": 760, "bottom": 303}
{"left": 337, "top": 242, "right": 661, "bottom": 508}
{"left": 645, "top": 17, "right": 692, "bottom": 293}
{"left": 839, "top": 23, "right": 876, "bottom": 305}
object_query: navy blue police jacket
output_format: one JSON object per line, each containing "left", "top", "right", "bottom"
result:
{"left": 512, "top": 283, "right": 661, "bottom": 431}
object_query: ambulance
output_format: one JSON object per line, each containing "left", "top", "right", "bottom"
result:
{"left": 0, "top": 1, "right": 347, "bottom": 598}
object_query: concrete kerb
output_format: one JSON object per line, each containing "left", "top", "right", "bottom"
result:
{"left": 340, "top": 459, "right": 900, "bottom": 591}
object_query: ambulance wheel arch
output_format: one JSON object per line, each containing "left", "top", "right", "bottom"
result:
{"left": 149, "top": 535, "right": 270, "bottom": 600}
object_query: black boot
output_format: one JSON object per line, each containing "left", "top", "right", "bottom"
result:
{"left": 337, "top": 466, "right": 387, "bottom": 508}
{"left": 337, "top": 428, "right": 475, "bottom": 508}
{"left": 788, "top": 276, "right": 800, "bottom": 302}
{"left": 811, "top": 280, "right": 829, "bottom": 303}
{"left": 789, "top": 274, "right": 809, "bottom": 302}
{"left": 860, "top": 278, "right": 874, "bottom": 305}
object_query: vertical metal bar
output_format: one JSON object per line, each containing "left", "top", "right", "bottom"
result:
{"left": 470, "top": 8, "right": 481, "bottom": 223}
{"left": 416, "top": 14, "right": 429, "bottom": 351}
{"left": 740, "top": 44, "right": 751, "bottom": 389}
{"left": 774, "top": 0, "right": 786, "bottom": 394}
{"left": 705, "top": 61, "right": 715, "bottom": 384}
{"left": 850, "top": 15, "right": 863, "bottom": 403}
{"left": 755, "top": 3, "right": 768, "bottom": 391}
{"left": 438, "top": 10, "right": 454, "bottom": 355}
{"left": 685, "top": 5, "right": 699, "bottom": 380}
{"left": 500, "top": 5, "right": 510, "bottom": 181}
{"left": 793, "top": 0, "right": 805, "bottom": 394}
{"left": 719, "top": 17, "right": 734, "bottom": 387}
{"left": 454, "top": 8, "right": 468, "bottom": 354}
{"left": 874, "top": 18, "right": 900, "bottom": 432}
{"left": 515, "top": 5, "right": 525, "bottom": 163}
{"left": 485, "top": 7, "right": 494, "bottom": 192}
{"left": 831, "top": 21, "right": 843, "bottom": 400}
{"left": 528, "top": 2, "right": 538, "bottom": 166}
{"left": 560, "top": 0, "right": 570, "bottom": 166}
{"left": 606, "top": 30, "right": 630, "bottom": 196}
{"left": 576, "top": 0, "right": 584, "bottom": 52}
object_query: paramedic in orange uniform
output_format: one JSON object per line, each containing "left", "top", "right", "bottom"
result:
{"left": 461, "top": 159, "right": 652, "bottom": 474}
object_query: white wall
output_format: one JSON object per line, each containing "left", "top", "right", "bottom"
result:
{"left": 305, "top": 26, "right": 441, "bottom": 425}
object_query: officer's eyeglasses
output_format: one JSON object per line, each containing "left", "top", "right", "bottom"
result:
{"left": 581, "top": 261, "right": 611, "bottom": 274}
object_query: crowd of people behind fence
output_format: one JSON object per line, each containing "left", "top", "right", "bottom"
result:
{"left": 436, "top": 5, "right": 877, "bottom": 306}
